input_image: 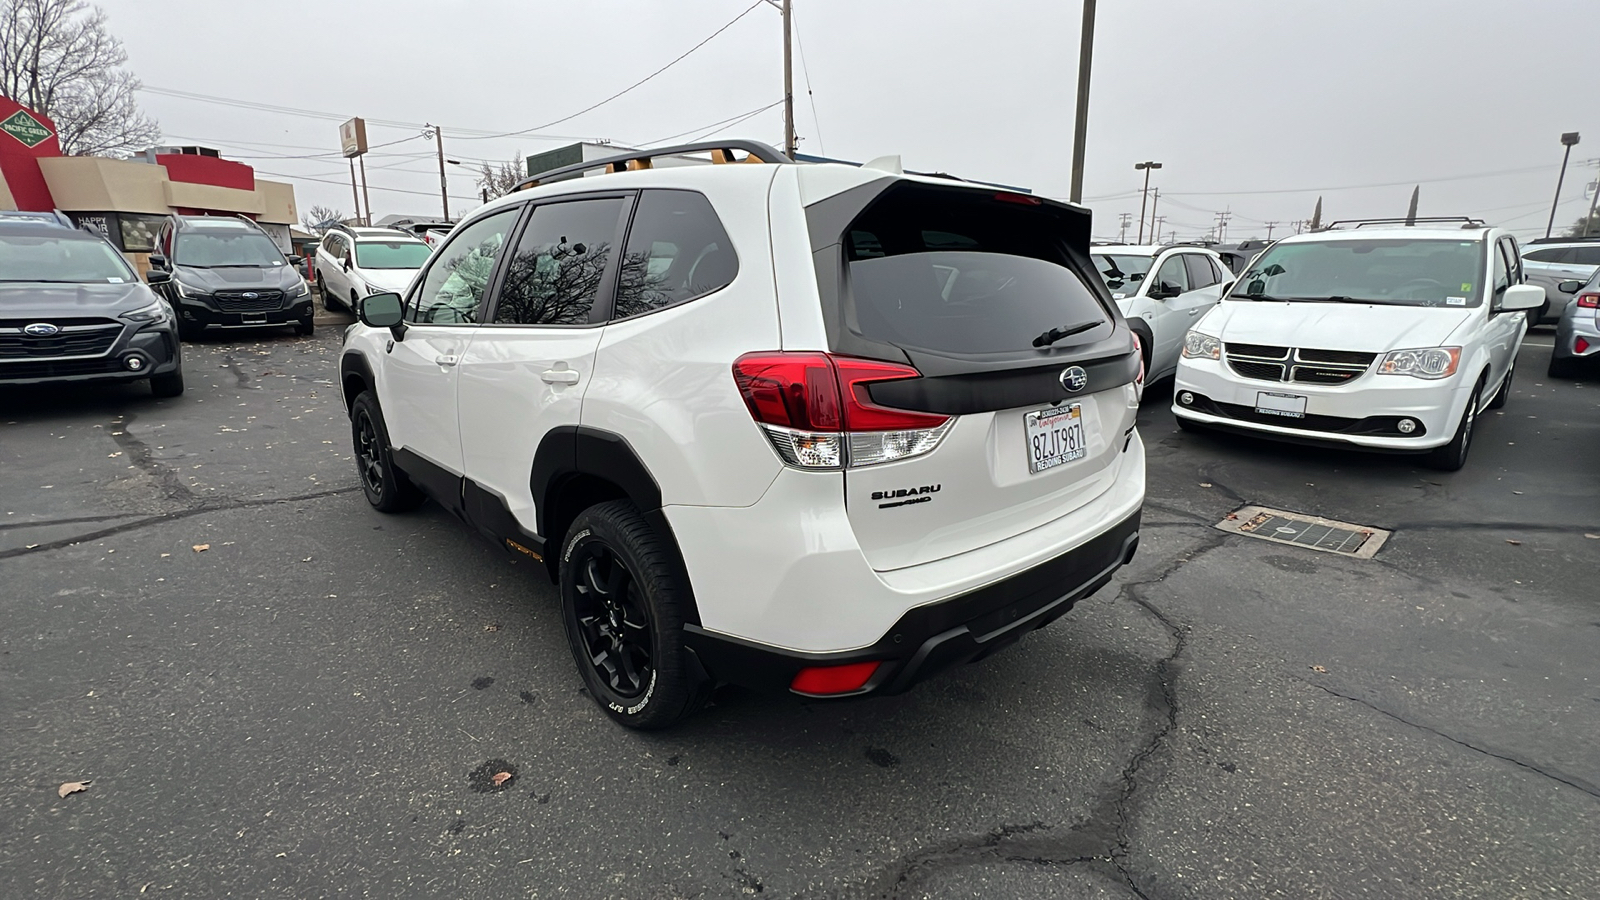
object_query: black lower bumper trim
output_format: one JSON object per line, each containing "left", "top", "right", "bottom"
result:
{"left": 179, "top": 299, "right": 313, "bottom": 327}
{"left": 682, "top": 509, "right": 1141, "bottom": 698}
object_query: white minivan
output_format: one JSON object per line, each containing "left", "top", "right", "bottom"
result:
{"left": 1171, "top": 220, "right": 1544, "bottom": 470}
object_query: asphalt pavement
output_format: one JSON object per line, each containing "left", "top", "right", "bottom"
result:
{"left": 1, "top": 323, "right": 1596, "bottom": 899}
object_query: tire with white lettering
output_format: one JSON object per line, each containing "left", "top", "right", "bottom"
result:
{"left": 559, "top": 501, "right": 705, "bottom": 730}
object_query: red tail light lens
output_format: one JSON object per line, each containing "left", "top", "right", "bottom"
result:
{"left": 992, "top": 191, "right": 1042, "bottom": 206}
{"left": 790, "top": 661, "right": 881, "bottom": 695}
{"left": 1576, "top": 293, "right": 1599, "bottom": 309}
{"left": 733, "top": 352, "right": 953, "bottom": 469}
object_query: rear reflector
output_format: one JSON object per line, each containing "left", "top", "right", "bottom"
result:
{"left": 733, "top": 352, "right": 953, "bottom": 469}
{"left": 790, "top": 661, "right": 881, "bottom": 695}
{"left": 1577, "top": 337, "right": 1591, "bottom": 354}
{"left": 1577, "top": 293, "right": 1599, "bottom": 309}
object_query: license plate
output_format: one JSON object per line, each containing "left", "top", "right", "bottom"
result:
{"left": 1255, "top": 391, "right": 1308, "bottom": 419}
{"left": 1024, "top": 403, "right": 1087, "bottom": 474}
{"left": 242, "top": 317, "right": 267, "bottom": 325}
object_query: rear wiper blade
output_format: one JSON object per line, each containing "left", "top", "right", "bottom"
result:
{"left": 1032, "top": 320, "right": 1101, "bottom": 348}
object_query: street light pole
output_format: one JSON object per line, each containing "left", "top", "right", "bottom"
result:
{"left": 1068, "top": 0, "right": 1096, "bottom": 204}
{"left": 1546, "top": 131, "right": 1581, "bottom": 239}
{"left": 1135, "top": 161, "right": 1161, "bottom": 243}
{"left": 1581, "top": 159, "right": 1600, "bottom": 238}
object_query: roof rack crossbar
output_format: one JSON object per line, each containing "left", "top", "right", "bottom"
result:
{"left": 514, "top": 140, "right": 791, "bottom": 192}
{"left": 1323, "top": 216, "right": 1486, "bottom": 229}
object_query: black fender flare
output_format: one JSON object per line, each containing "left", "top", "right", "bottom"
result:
{"left": 530, "top": 426, "right": 700, "bottom": 624}
{"left": 339, "top": 350, "right": 375, "bottom": 414}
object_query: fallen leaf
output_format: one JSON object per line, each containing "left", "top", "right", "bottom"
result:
{"left": 483, "top": 624, "right": 501, "bottom": 632}
{"left": 1310, "top": 665, "right": 1327, "bottom": 674}
{"left": 192, "top": 543, "right": 210, "bottom": 552}
{"left": 1199, "top": 482, "right": 1213, "bottom": 488}
{"left": 1224, "top": 512, "right": 1239, "bottom": 520}
{"left": 159, "top": 553, "right": 170, "bottom": 558}
{"left": 1505, "top": 539, "right": 1522, "bottom": 546}
{"left": 1585, "top": 534, "right": 1599, "bottom": 540}
{"left": 491, "top": 772, "right": 512, "bottom": 786}
{"left": 58, "top": 780, "right": 90, "bottom": 798}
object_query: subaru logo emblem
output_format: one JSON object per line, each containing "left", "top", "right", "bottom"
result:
{"left": 242, "top": 291, "right": 259, "bottom": 299}
{"left": 23, "top": 322, "right": 59, "bottom": 337}
{"left": 1060, "top": 366, "right": 1089, "bottom": 393}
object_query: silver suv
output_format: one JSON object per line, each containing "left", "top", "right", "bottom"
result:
{"left": 338, "top": 141, "right": 1146, "bottom": 729}
{"left": 1521, "top": 238, "right": 1600, "bottom": 323}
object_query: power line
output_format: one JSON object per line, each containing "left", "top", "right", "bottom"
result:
{"left": 791, "top": 3, "right": 824, "bottom": 155}
{"left": 252, "top": 168, "right": 480, "bottom": 204}
{"left": 640, "top": 99, "right": 784, "bottom": 146}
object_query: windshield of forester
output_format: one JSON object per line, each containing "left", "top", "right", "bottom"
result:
{"left": 1228, "top": 237, "right": 1486, "bottom": 308}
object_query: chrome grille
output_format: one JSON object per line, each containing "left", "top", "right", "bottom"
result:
{"left": 1226, "top": 345, "right": 1375, "bottom": 385}
{"left": 212, "top": 290, "right": 284, "bottom": 312}
{"left": 0, "top": 320, "right": 122, "bottom": 360}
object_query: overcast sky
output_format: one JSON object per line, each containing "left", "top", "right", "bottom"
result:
{"left": 98, "top": 0, "right": 1596, "bottom": 241}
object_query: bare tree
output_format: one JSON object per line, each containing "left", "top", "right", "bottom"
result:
{"left": 0, "top": 0, "right": 159, "bottom": 156}
{"left": 475, "top": 152, "right": 524, "bottom": 199}
{"left": 301, "top": 205, "right": 344, "bottom": 235}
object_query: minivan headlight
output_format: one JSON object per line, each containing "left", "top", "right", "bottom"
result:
{"left": 1182, "top": 330, "right": 1221, "bottom": 360}
{"left": 119, "top": 300, "right": 168, "bottom": 324}
{"left": 1377, "top": 347, "right": 1461, "bottom": 379}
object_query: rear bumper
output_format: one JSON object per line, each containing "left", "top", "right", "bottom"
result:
{"left": 1552, "top": 310, "right": 1600, "bottom": 362}
{"left": 682, "top": 508, "right": 1141, "bottom": 697}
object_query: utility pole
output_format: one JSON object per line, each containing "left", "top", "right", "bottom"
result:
{"left": 1214, "top": 209, "right": 1233, "bottom": 243}
{"left": 1580, "top": 159, "right": 1600, "bottom": 238}
{"left": 1264, "top": 221, "right": 1279, "bottom": 240}
{"left": 1152, "top": 216, "right": 1167, "bottom": 243}
{"left": 1546, "top": 132, "right": 1580, "bottom": 238}
{"left": 425, "top": 124, "right": 450, "bottom": 222}
{"left": 1135, "top": 161, "right": 1162, "bottom": 243}
{"left": 1148, "top": 188, "right": 1161, "bottom": 243}
{"left": 1118, "top": 212, "right": 1131, "bottom": 243}
{"left": 1068, "top": 0, "right": 1097, "bottom": 204}
{"left": 782, "top": 0, "right": 796, "bottom": 159}
{"left": 359, "top": 155, "right": 372, "bottom": 226}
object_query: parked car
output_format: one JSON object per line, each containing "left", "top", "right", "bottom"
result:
{"left": 313, "top": 225, "right": 433, "bottom": 312}
{"left": 339, "top": 140, "right": 1146, "bottom": 729}
{"left": 1090, "top": 244, "right": 1233, "bottom": 384}
{"left": 147, "top": 215, "right": 313, "bottom": 340}
{"left": 1547, "top": 270, "right": 1599, "bottom": 378}
{"left": 0, "top": 213, "right": 183, "bottom": 396}
{"left": 1172, "top": 219, "right": 1543, "bottom": 470}
{"left": 1520, "top": 237, "right": 1600, "bottom": 324}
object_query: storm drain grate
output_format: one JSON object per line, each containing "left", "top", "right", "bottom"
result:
{"left": 1214, "top": 505, "right": 1390, "bottom": 559}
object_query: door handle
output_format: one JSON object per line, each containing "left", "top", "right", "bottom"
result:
{"left": 541, "top": 368, "right": 581, "bottom": 385}
{"left": 435, "top": 355, "right": 458, "bottom": 367}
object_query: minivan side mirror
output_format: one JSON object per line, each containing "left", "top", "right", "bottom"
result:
{"left": 144, "top": 269, "right": 171, "bottom": 285}
{"left": 359, "top": 291, "right": 406, "bottom": 339}
{"left": 1557, "top": 280, "right": 1583, "bottom": 294}
{"left": 1497, "top": 283, "right": 1545, "bottom": 312}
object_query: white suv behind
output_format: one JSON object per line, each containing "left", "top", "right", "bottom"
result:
{"left": 339, "top": 141, "right": 1146, "bottom": 729}
{"left": 1089, "top": 244, "right": 1233, "bottom": 384}
{"left": 314, "top": 225, "right": 433, "bottom": 312}
{"left": 1172, "top": 219, "right": 1544, "bottom": 470}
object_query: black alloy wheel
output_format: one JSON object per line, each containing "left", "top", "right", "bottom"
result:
{"left": 1426, "top": 385, "right": 1479, "bottom": 471}
{"left": 559, "top": 501, "right": 706, "bottom": 729}
{"left": 350, "top": 392, "right": 424, "bottom": 512}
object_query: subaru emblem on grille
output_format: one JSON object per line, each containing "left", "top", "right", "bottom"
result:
{"left": 242, "top": 291, "right": 259, "bottom": 299}
{"left": 1060, "top": 366, "right": 1089, "bottom": 393}
{"left": 23, "top": 322, "right": 59, "bottom": 337}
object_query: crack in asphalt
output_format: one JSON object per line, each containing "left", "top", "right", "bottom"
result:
{"left": 1387, "top": 520, "right": 1599, "bottom": 534}
{"left": 0, "top": 512, "right": 141, "bottom": 532}
{"left": 1308, "top": 682, "right": 1600, "bottom": 802}
{"left": 108, "top": 410, "right": 203, "bottom": 508}
{"left": 849, "top": 532, "right": 1232, "bottom": 900}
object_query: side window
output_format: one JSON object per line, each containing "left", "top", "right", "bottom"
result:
{"left": 613, "top": 190, "right": 738, "bottom": 320}
{"left": 1492, "top": 243, "right": 1510, "bottom": 294}
{"left": 1568, "top": 246, "right": 1600, "bottom": 266}
{"left": 1153, "top": 254, "right": 1189, "bottom": 294}
{"left": 406, "top": 208, "right": 520, "bottom": 325}
{"left": 1209, "top": 256, "right": 1230, "bottom": 284}
{"left": 1522, "top": 247, "right": 1568, "bottom": 263}
{"left": 1501, "top": 240, "right": 1522, "bottom": 284}
{"left": 1183, "top": 253, "right": 1217, "bottom": 289}
{"left": 492, "top": 197, "right": 624, "bottom": 326}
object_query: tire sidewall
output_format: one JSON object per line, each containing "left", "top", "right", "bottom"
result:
{"left": 351, "top": 393, "right": 398, "bottom": 508}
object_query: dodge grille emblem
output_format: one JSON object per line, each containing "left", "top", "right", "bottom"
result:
{"left": 1060, "top": 366, "right": 1089, "bottom": 393}
{"left": 23, "top": 322, "right": 59, "bottom": 337}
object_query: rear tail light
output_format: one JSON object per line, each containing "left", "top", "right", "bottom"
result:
{"left": 732, "top": 352, "right": 953, "bottom": 469}
{"left": 1576, "top": 293, "right": 1599, "bottom": 309}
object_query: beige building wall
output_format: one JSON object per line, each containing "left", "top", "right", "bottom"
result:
{"left": 164, "top": 180, "right": 266, "bottom": 215}
{"left": 38, "top": 157, "right": 170, "bottom": 214}
{"left": 0, "top": 169, "right": 15, "bottom": 211}
{"left": 256, "top": 180, "right": 297, "bottom": 225}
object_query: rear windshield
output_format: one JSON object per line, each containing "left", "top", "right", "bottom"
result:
{"left": 0, "top": 233, "right": 134, "bottom": 284}
{"left": 843, "top": 188, "right": 1110, "bottom": 355}
{"left": 1231, "top": 238, "right": 1486, "bottom": 308}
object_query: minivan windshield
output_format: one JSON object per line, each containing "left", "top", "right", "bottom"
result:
{"left": 356, "top": 241, "right": 432, "bottom": 269}
{"left": 174, "top": 232, "right": 286, "bottom": 268}
{"left": 1091, "top": 253, "right": 1154, "bottom": 292}
{"left": 1230, "top": 237, "right": 1485, "bottom": 308}
{"left": 842, "top": 188, "right": 1111, "bottom": 355}
{"left": 0, "top": 233, "right": 135, "bottom": 284}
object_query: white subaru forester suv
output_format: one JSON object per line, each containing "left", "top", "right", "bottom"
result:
{"left": 339, "top": 141, "right": 1146, "bottom": 729}
{"left": 1171, "top": 218, "right": 1544, "bottom": 471}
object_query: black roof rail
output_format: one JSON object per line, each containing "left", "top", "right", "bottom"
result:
{"left": 514, "top": 140, "right": 792, "bottom": 192}
{"left": 1525, "top": 235, "right": 1600, "bottom": 245}
{"left": 1322, "top": 216, "right": 1486, "bottom": 229}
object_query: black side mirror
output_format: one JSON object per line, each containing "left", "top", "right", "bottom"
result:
{"left": 149, "top": 254, "right": 168, "bottom": 270}
{"left": 145, "top": 269, "right": 171, "bottom": 285}
{"left": 342, "top": 254, "right": 352, "bottom": 271}
{"left": 1219, "top": 281, "right": 1235, "bottom": 294}
{"left": 359, "top": 291, "right": 406, "bottom": 340}
{"left": 1557, "top": 280, "right": 1583, "bottom": 294}
{"left": 1151, "top": 283, "right": 1182, "bottom": 299}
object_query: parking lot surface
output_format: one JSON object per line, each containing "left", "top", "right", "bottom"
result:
{"left": 2, "top": 326, "right": 1596, "bottom": 899}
